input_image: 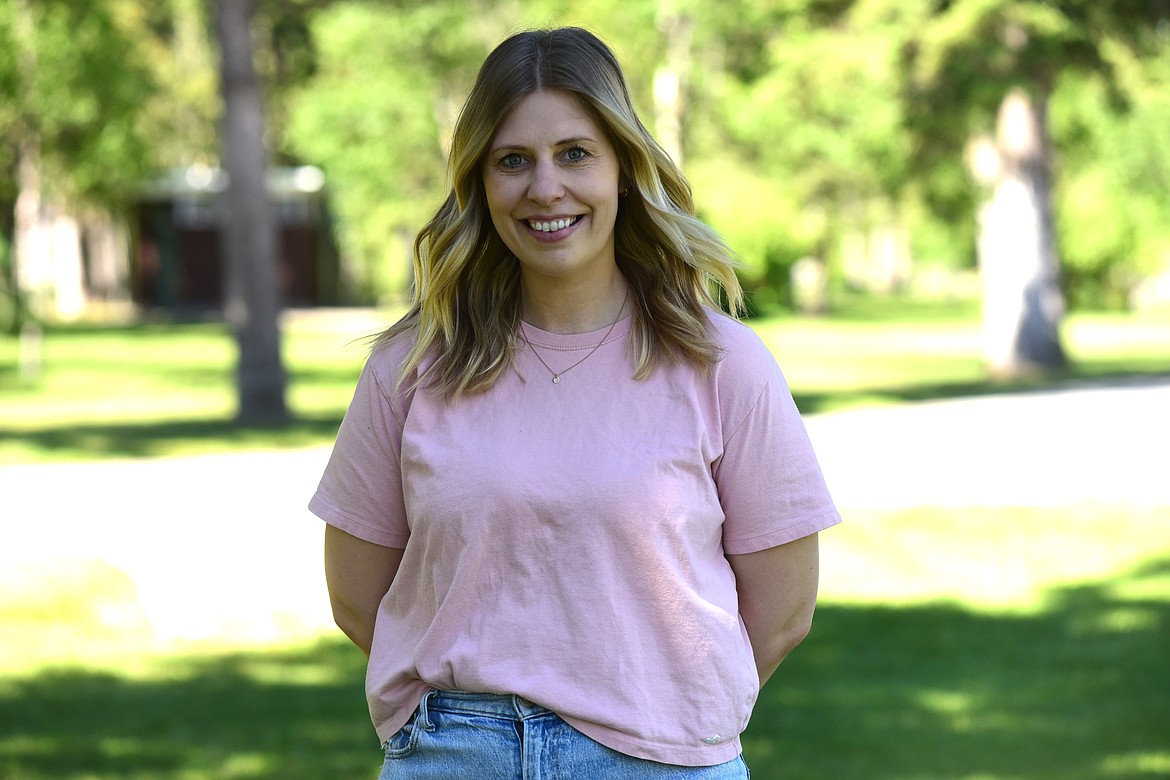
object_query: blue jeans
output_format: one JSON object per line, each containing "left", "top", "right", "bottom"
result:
{"left": 377, "top": 691, "right": 750, "bottom": 779}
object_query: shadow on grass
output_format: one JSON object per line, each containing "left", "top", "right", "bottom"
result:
{"left": 745, "top": 556, "right": 1170, "bottom": 780}
{"left": 5, "top": 371, "right": 1167, "bottom": 462}
{"left": 0, "top": 639, "right": 381, "bottom": 779}
{"left": 0, "top": 413, "right": 345, "bottom": 463}
{"left": 1, "top": 560, "right": 1167, "bottom": 779}
{"left": 791, "top": 370, "right": 1170, "bottom": 415}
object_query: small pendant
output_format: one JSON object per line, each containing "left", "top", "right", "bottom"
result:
{"left": 552, "top": 375, "right": 561, "bottom": 384}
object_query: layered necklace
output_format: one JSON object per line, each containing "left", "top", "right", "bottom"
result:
{"left": 519, "top": 289, "right": 629, "bottom": 384}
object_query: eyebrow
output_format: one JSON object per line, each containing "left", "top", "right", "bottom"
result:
{"left": 489, "top": 136, "right": 598, "bottom": 154}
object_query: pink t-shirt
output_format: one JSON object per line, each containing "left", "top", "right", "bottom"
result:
{"left": 309, "top": 310, "right": 841, "bottom": 766}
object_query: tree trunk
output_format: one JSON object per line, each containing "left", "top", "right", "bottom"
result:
{"left": 10, "top": 0, "right": 39, "bottom": 335}
{"left": 81, "top": 208, "right": 132, "bottom": 305}
{"left": 13, "top": 140, "right": 43, "bottom": 320}
{"left": 213, "top": 0, "right": 288, "bottom": 423}
{"left": 654, "top": 2, "right": 693, "bottom": 168}
{"left": 13, "top": 143, "right": 44, "bottom": 371}
{"left": 977, "top": 88, "right": 1068, "bottom": 377}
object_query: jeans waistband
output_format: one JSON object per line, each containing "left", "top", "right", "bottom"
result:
{"left": 420, "top": 690, "right": 552, "bottom": 724}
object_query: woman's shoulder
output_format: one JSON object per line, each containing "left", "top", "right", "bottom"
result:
{"left": 697, "top": 308, "right": 791, "bottom": 405}
{"left": 704, "top": 309, "right": 778, "bottom": 369}
{"left": 363, "top": 324, "right": 423, "bottom": 400}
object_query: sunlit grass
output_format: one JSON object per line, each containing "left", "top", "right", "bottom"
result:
{"left": 0, "top": 314, "right": 376, "bottom": 425}
{"left": 0, "top": 312, "right": 380, "bottom": 463}
{"left": 754, "top": 298, "right": 1170, "bottom": 411}
{"left": 1, "top": 297, "right": 1166, "bottom": 463}
{"left": 755, "top": 312, "right": 987, "bottom": 399}
{"left": 821, "top": 504, "right": 1170, "bottom": 614}
{"left": 742, "top": 504, "right": 1170, "bottom": 779}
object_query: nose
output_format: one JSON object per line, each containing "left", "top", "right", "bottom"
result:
{"left": 527, "top": 158, "right": 564, "bottom": 205}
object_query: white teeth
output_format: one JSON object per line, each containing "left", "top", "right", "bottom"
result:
{"left": 528, "top": 217, "right": 577, "bottom": 232}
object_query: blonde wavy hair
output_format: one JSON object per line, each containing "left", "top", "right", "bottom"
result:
{"left": 378, "top": 26, "right": 744, "bottom": 399}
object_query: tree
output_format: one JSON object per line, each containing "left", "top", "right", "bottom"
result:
{"left": 967, "top": 88, "right": 1066, "bottom": 374}
{"left": 213, "top": 0, "right": 288, "bottom": 423}
{"left": 686, "top": 0, "right": 914, "bottom": 309}
{"left": 284, "top": 0, "right": 695, "bottom": 302}
{"left": 901, "top": 0, "right": 1170, "bottom": 376}
{"left": 138, "top": 0, "right": 221, "bottom": 170}
{"left": 1051, "top": 31, "right": 1170, "bottom": 309}
{"left": 276, "top": 0, "right": 1170, "bottom": 330}
{"left": 285, "top": 2, "right": 490, "bottom": 301}
{"left": 0, "top": 0, "right": 154, "bottom": 331}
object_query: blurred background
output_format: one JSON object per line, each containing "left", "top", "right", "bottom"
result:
{"left": 1, "top": 1, "right": 1168, "bottom": 778}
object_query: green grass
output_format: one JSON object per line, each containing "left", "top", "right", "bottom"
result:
{"left": 0, "top": 298, "right": 1166, "bottom": 464}
{"left": 744, "top": 505, "right": 1170, "bottom": 780}
{"left": 0, "top": 639, "right": 379, "bottom": 779}
{"left": 757, "top": 298, "right": 1170, "bottom": 411}
{"left": 0, "top": 312, "right": 380, "bottom": 464}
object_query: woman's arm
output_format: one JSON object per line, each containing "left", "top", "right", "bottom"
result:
{"left": 727, "top": 532, "right": 820, "bottom": 686}
{"left": 324, "top": 524, "right": 405, "bottom": 657}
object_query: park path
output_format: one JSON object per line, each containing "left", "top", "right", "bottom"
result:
{"left": 804, "top": 374, "right": 1170, "bottom": 510}
{"left": 3, "top": 375, "right": 1167, "bottom": 644}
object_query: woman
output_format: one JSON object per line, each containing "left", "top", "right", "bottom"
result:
{"left": 310, "top": 27, "right": 841, "bottom": 779}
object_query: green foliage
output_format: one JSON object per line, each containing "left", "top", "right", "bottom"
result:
{"left": 0, "top": 235, "right": 15, "bottom": 332}
{"left": 133, "top": 0, "right": 220, "bottom": 169}
{"left": 273, "top": 0, "right": 1170, "bottom": 309}
{"left": 719, "top": 7, "right": 908, "bottom": 204}
{"left": 281, "top": 0, "right": 673, "bottom": 302}
{"left": 688, "top": 154, "right": 821, "bottom": 314}
{"left": 285, "top": 2, "right": 489, "bottom": 301}
{"left": 1052, "top": 44, "right": 1170, "bottom": 309}
{"left": 4, "top": 0, "right": 1170, "bottom": 313}
{"left": 686, "top": 1, "right": 924, "bottom": 293}
{"left": 0, "top": 0, "right": 156, "bottom": 206}
{"left": 897, "top": 0, "right": 1170, "bottom": 308}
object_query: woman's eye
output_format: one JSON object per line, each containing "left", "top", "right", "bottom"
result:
{"left": 564, "top": 146, "right": 589, "bottom": 163}
{"left": 500, "top": 153, "right": 525, "bottom": 168}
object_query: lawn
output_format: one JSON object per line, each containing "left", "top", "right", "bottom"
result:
{"left": 1, "top": 297, "right": 1168, "bottom": 778}
{"left": 772, "top": 504, "right": 1170, "bottom": 780}
{"left": 0, "top": 309, "right": 384, "bottom": 464}
{"left": 1, "top": 297, "right": 1167, "bottom": 464}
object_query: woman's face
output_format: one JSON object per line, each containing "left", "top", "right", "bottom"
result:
{"left": 482, "top": 89, "right": 622, "bottom": 291}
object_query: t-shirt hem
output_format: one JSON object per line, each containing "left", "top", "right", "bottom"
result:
{"left": 374, "top": 686, "right": 430, "bottom": 745}
{"left": 723, "top": 507, "right": 842, "bottom": 555}
{"left": 308, "top": 493, "right": 410, "bottom": 548}
{"left": 559, "top": 714, "right": 743, "bottom": 767}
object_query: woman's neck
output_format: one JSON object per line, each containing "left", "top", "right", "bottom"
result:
{"left": 520, "top": 274, "right": 630, "bottom": 334}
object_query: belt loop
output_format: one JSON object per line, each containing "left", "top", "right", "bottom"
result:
{"left": 418, "top": 689, "right": 436, "bottom": 732}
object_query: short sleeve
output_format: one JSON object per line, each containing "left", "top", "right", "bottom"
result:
{"left": 308, "top": 351, "right": 412, "bottom": 548}
{"left": 713, "top": 336, "right": 841, "bottom": 555}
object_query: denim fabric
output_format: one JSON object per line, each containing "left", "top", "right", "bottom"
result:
{"left": 377, "top": 691, "right": 749, "bottom": 779}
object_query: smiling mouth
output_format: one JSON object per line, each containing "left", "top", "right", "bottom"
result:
{"left": 526, "top": 216, "right": 582, "bottom": 233}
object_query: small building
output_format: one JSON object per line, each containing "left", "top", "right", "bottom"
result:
{"left": 134, "top": 165, "right": 341, "bottom": 310}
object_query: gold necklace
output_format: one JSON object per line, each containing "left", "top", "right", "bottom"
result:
{"left": 519, "top": 290, "right": 629, "bottom": 384}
